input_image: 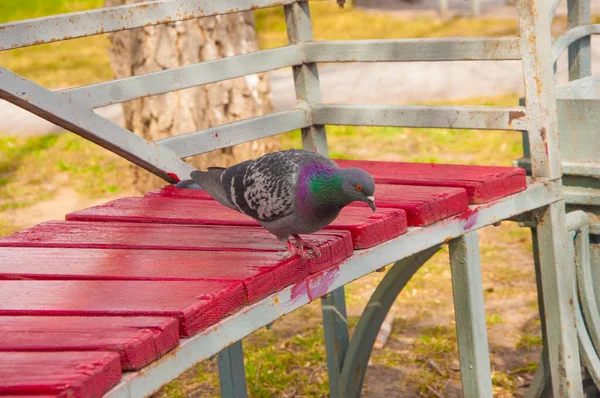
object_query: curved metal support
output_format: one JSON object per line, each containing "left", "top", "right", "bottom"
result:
{"left": 552, "top": 24, "right": 600, "bottom": 64}
{"left": 339, "top": 246, "right": 440, "bottom": 397}
{"left": 570, "top": 212, "right": 600, "bottom": 357}
{"left": 576, "top": 298, "right": 600, "bottom": 387}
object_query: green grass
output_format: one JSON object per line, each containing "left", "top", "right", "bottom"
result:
{"left": 0, "top": 0, "right": 102, "bottom": 22}
{"left": 517, "top": 334, "right": 543, "bottom": 350}
{"left": 0, "top": 134, "right": 129, "bottom": 212}
{"left": 0, "top": 0, "right": 111, "bottom": 87}
{"left": 255, "top": 2, "right": 519, "bottom": 49}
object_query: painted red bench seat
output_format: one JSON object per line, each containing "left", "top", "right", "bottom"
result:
{"left": 0, "top": 221, "right": 353, "bottom": 274}
{"left": 67, "top": 196, "right": 408, "bottom": 248}
{"left": 0, "top": 248, "right": 307, "bottom": 304}
{"left": 334, "top": 159, "right": 526, "bottom": 204}
{"left": 0, "top": 160, "right": 528, "bottom": 397}
{"left": 0, "top": 280, "right": 245, "bottom": 337}
{"left": 0, "top": 351, "right": 121, "bottom": 398}
{"left": 147, "top": 182, "right": 468, "bottom": 227}
{"left": 0, "top": 316, "right": 179, "bottom": 370}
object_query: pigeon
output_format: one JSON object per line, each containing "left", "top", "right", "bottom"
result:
{"left": 189, "top": 149, "right": 376, "bottom": 258}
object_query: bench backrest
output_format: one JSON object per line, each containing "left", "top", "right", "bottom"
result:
{"left": 0, "top": 0, "right": 560, "bottom": 183}
{"left": 517, "top": 0, "right": 600, "bottom": 214}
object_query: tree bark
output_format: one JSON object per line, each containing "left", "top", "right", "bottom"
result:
{"left": 105, "top": 0, "right": 278, "bottom": 193}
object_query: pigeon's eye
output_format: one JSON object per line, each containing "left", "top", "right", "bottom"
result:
{"left": 355, "top": 184, "right": 363, "bottom": 191}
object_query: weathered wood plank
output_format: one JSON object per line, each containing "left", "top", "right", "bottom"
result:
{"left": 66, "top": 197, "right": 407, "bottom": 249}
{"left": 0, "top": 351, "right": 121, "bottom": 398}
{"left": 0, "top": 248, "right": 307, "bottom": 304}
{"left": 0, "top": 280, "right": 245, "bottom": 337}
{"left": 146, "top": 184, "right": 468, "bottom": 227}
{"left": 0, "top": 316, "right": 179, "bottom": 370}
{"left": 335, "top": 159, "right": 527, "bottom": 204}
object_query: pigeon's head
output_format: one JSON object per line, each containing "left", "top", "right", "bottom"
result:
{"left": 340, "top": 167, "right": 376, "bottom": 212}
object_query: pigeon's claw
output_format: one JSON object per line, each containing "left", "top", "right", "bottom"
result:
{"left": 285, "top": 239, "right": 315, "bottom": 259}
{"left": 292, "top": 234, "right": 322, "bottom": 258}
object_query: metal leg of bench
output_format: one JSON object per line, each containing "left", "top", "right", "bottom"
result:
{"left": 322, "top": 286, "right": 350, "bottom": 398}
{"left": 339, "top": 246, "right": 440, "bottom": 397}
{"left": 525, "top": 227, "right": 553, "bottom": 398}
{"left": 535, "top": 202, "right": 582, "bottom": 397}
{"left": 449, "top": 232, "right": 493, "bottom": 397}
{"left": 218, "top": 340, "right": 248, "bottom": 398}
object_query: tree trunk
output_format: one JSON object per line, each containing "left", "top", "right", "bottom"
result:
{"left": 104, "top": 0, "right": 278, "bottom": 193}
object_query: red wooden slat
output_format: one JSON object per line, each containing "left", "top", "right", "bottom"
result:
{"left": 146, "top": 184, "right": 467, "bottom": 227}
{"left": 66, "top": 197, "right": 408, "bottom": 248}
{"left": 0, "top": 221, "right": 353, "bottom": 273}
{"left": 0, "top": 316, "right": 179, "bottom": 370}
{"left": 0, "top": 351, "right": 121, "bottom": 398}
{"left": 334, "top": 159, "right": 527, "bottom": 204}
{"left": 0, "top": 280, "right": 245, "bottom": 337}
{"left": 0, "top": 248, "right": 307, "bottom": 304}
{"left": 349, "top": 183, "right": 468, "bottom": 226}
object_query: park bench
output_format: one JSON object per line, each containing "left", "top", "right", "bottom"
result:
{"left": 0, "top": 0, "right": 587, "bottom": 396}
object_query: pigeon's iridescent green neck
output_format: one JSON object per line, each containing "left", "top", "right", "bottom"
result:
{"left": 308, "top": 172, "right": 344, "bottom": 203}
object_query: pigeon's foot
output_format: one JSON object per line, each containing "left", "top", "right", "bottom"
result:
{"left": 285, "top": 239, "right": 319, "bottom": 259}
{"left": 292, "top": 234, "right": 322, "bottom": 258}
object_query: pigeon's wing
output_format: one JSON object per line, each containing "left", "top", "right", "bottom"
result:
{"left": 221, "top": 150, "right": 333, "bottom": 222}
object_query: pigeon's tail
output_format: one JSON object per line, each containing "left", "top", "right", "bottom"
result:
{"left": 190, "top": 168, "right": 237, "bottom": 211}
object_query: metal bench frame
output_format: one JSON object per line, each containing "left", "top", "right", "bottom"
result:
{"left": 0, "top": 0, "right": 584, "bottom": 396}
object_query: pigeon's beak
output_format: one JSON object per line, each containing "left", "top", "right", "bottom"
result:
{"left": 366, "top": 196, "right": 376, "bottom": 212}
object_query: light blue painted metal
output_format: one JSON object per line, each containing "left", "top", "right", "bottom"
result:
{"left": 340, "top": 247, "right": 440, "bottom": 397}
{"left": 517, "top": 0, "right": 563, "bottom": 181}
{"left": 284, "top": 1, "right": 328, "bottom": 155}
{"left": 516, "top": 0, "right": 583, "bottom": 391}
{"left": 303, "top": 37, "right": 521, "bottom": 63}
{"left": 0, "top": 66, "right": 193, "bottom": 183}
{"left": 556, "top": 77, "right": 600, "bottom": 100}
{"left": 157, "top": 108, "right": 311, "bottom": 158}
{"left": 312, "top": 104, "right": 529, "bottom": 131}
{"left": 534, "top": 203, "right": 582, "bottom": 397}
{"left": 525, "top": 349, "right": 552, "bottom": 398}
{"left": 555, "top": 100, "right": 600, "bottom": 166}
{"left": 569, "top": 212, "right": 600, "bottom": 356}
{"left": 524, "top": 226, "right": 553, "bottom": 398}
{"left": 63, "top": 45, "right": 304, "bottom": 108}
{"left": 552, "top": 25, "right": 600, "bottom": 66}
{"left": 449, "top": 232, "right": 493, "bottom": 396}
{"left": 321, "top": 286, "right": 350, "bottom": 397}
{"left": 567, "top": 0, "right": 591, "bottom": 81}
{"left": 565, "top": 211, "right": 600, "bottom": 390}
{"left": 0, "top": 0, "right": 298, "bottom": 51}
{"left": 218, "top": 341, "right": 248, "bottom": 398}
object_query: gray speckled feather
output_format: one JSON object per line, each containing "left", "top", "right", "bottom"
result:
{"left": 220, "top": 149, "right": 335, "bottom": 222}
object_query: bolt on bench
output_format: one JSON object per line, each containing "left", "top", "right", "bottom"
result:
{"left": 0, "top": 0, "right": 584, "bottom": 397}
